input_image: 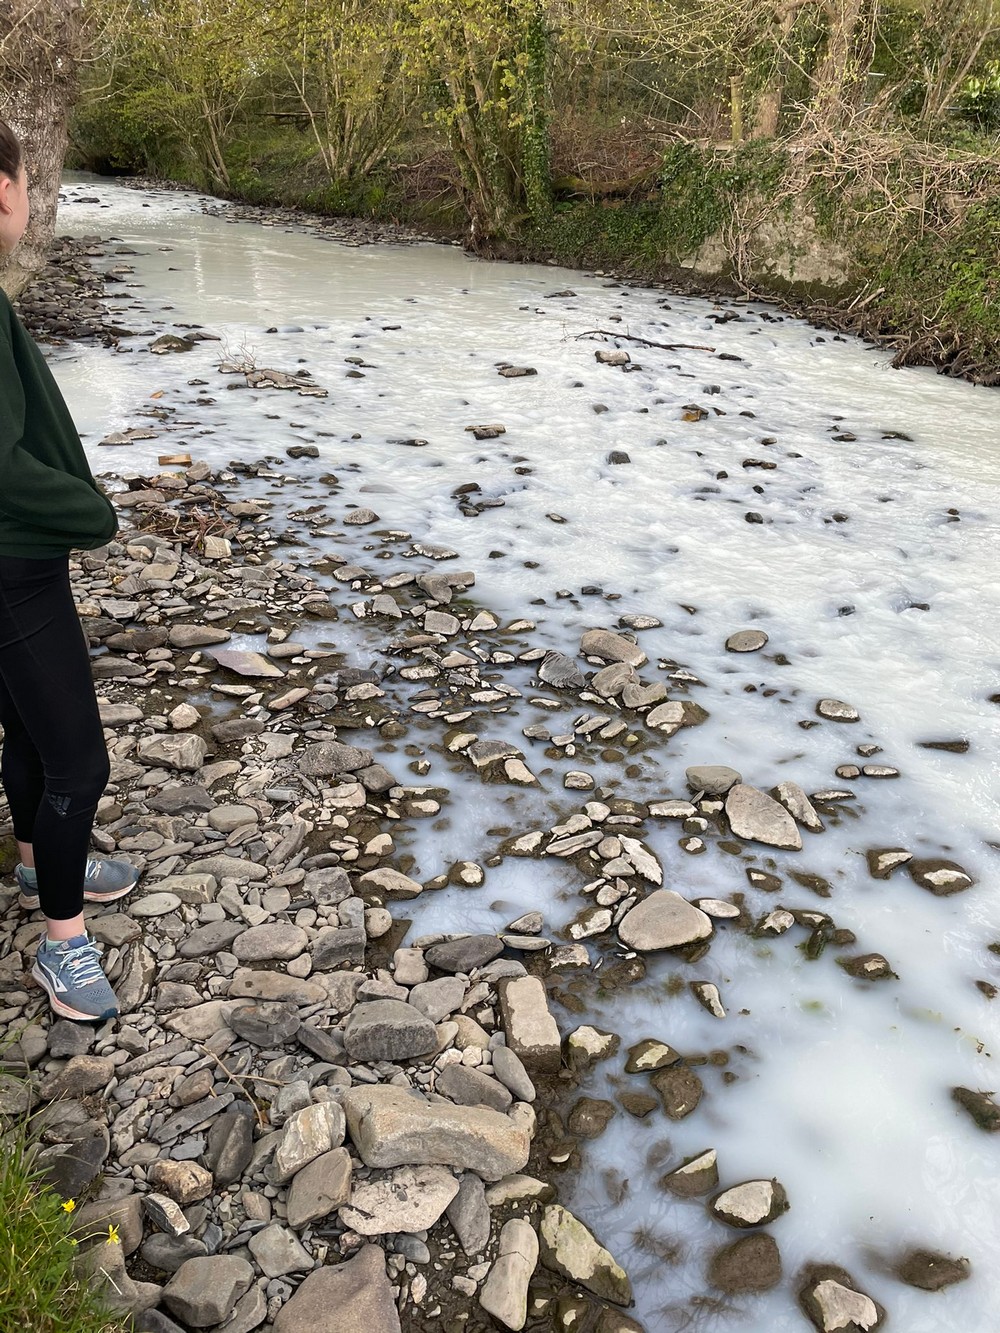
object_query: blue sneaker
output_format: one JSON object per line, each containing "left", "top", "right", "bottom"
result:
{"left": 31, "top": 933, "right": 119, "bottom": 1022}
{"left": 16, "top": 857, "right": 139, "bottom": 912}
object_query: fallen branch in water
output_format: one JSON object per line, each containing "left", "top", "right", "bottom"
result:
{"left": 574, "top": 328, "right": 716, "bottom": 353}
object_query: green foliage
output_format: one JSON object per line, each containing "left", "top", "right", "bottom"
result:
{"left": 0, "top": 1124, "right": 125, "bottom": 1333}
{"left": 657, "top": 140, "right": 790, "bottom": 253}
{"left": 958, "top": 62, "right": 1000, "bottom": 130}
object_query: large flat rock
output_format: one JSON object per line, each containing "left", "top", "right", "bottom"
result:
{"left": 617, "top": 890, "right": 713, "bottom": 952}
{"left": 272, "top": 1244, "right": 400, "bottom": 1333}
{"left": 725, "top": 783, "right": 802, "bottom": 850}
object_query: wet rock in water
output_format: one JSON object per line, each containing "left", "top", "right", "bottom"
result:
{"left": 272, "top": 1244, "right": 401, "bottom": 1333}
{"left": 686, "top": 765, "right": 742, "bottom": 795}
{"left": 659, "top": 1148, "right": 718, "bottom": 1197}
{"left": 565, "top": 1026, "right": 620, "bottom": 1071}
{"left": 497, "top": 976, "right": 562, "bottom": 1074}
{"left": 580, "top": 628, "right": 647, "bottom": 668}
{"left": 725, "top": 784, "right": 802, "bottom": 850}
{"left": 619, "top": 1092, "right": 659, "bottom": 1118}
{"left": 651, "top": 1065, "right": 704, "bottom": 1120}
{"left": 710, "top": 1179, "right": 789, "bottom": 1228}
{"left": 725, "top": 629, "right": 768, "bottom": 652}
{"left": 617, "top": 890, "right": 713, "bottom": 952}
{"left": 209, "top": 649, "right": 284, "bottom": 678}
{"left": 539, "top": 1204, "right": 632, "bottom": 1305}
{"left": 567, "top": 1097, "right": 616, "bottom": 1138}
{"left": 339, "top": 1164, "right": 459, "bottom": 1235}
{"left": 691, "top": 980, "right": 726, "bottom": 1018}
{"left": 816, "top": 698, "right": 861, "bottom": 723}
{"left": 952, "top": 1086, "right": 1000, "bottom": 1132}
{"left": 907, "top": 858, "right": 975, "bottom": 895}
{"left": 773, "top": 781, "right": 824, "bottom": 832}
{"left": 342, "top": 1084, "right": 531, "bottom": 1179}
{"left": 837, "top": 953, "right": 897, "bottom": 981}
{"left": 709, "top": 1233, "right": 782, "bottom": 1293}
{"left": 538, "top": 651, "right": 586, "bottom": 690}
{"left": 797, "top": 1264, "right": 885, "bottom": 1332}
{"left": 865, "top": 848, "right": 912, "bottom": 879}
{"left": 343, "top": 999, "right": 437, "bottom": 1062}
{"left": 162, "top": 1256, "right": 254, "bottom": 1327}
{"left": 150, "top": 333, "right": 195, "bottom": 353}
{"left": 895, "top": 1248, "right": 971, "bottom": 1291}
{"left": 480, "top": 1217, "right": 539, "bottom": 1331}
{"left": 625, "top": 1038, "right": 681, "bottom": 1073}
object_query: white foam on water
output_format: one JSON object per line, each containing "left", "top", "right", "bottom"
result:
{"left": 51, "top": 176, "right": 1000, "bottom": 1330}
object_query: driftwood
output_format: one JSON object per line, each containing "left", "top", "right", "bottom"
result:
{"left": 575, "top": 328, "right": 716, "bottom": 353}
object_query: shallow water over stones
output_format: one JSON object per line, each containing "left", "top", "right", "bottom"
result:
{"left": 22, "top": 175, "right": 1000, "bottom": 1331}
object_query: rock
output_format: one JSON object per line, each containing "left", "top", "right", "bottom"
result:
{"left": 141, "top": 1233, "right": 207, "bottom": 1274}
{"left": 286, "top": 1148, "right": 353, "bottom": 1229}
{"left": 312, "top": 925, "right": 366, "bottom": 970}
{"left": 618, "top": 891, "right": 713, "bottom": 952}
{"left": 837, "top": 953, "right": 896, "bottom": 980}
{"left": 73, "top": 1191, "right": 145, "bottom": 1256}
{"left": 568, "top": 1098, "right": 615, "bottom": 1139}
{"left": 580, "top": 629, "right": 646, "bottom": 667}
{"left": 425, "top": 934, "right": 504, "bottom": 973}
{"left": 497, "top": 976, "right": 561, "bottom": 1074}
{"left": 660, "top": 1148, "right": 718, "bottom": 1197}
{"left": 343, "top": 1084, "right": 531, "bottom": 1180}
{"left": 39, "top": 1121, "right": 108, "bottom": 1198}
{"left": 410, "top": 976, "right": 466, "bottom": 1022}
{"left": 907, "top": 858, "right": 975, "bottom": 895}
{"left": 726, "top": 630, "right": 768, "bottom": 652}
{"left": 168, "top": 624, "right": 232, "bottom": 648}
{"left": 709, "top": 1234, "right": 782, "bottom": 1293}
{"left": 272, "top": 1101, "right": 346, "bottom": 1183}
{"left": 651, "top": 1066, "right": 704, "bottom": 1120}
{"left": 816, "top": 698, "right": 861, "bottom": 722}
{"left": 272, "top": 1245, "right": 400, "bottom": 1333}
{"left": 232, "top": 923, "right": 308, "bottom": 962}
{"left": 204, "top": 1107, "right": 255, "bottom": 1186}
{"left": 797, "top": 1264, "right": 885, "bottom": 1332}
{"left": 895, "top": 1248, "right": 970, "bottom": 1291}
{"left": 143, "top": 1193, "right": 191, "bottom": 1236}
{"left": 446, "top": 1173, "right": 491, "bottom": 1255}
{"left": 686, "top": 765, "right": 742, "bottom": 795}
{"left": 39, "top": 1054, "right": 113, "bottom": 1099}
{"left": 538, "top": 651, "right": 586, "bottom": 691}
{"left": 865, "top": 848, "right": 912, "bottom": 879}
{"left": 491, "top": 1045, "right": 536, "bottom": 1102}
{"left": 299, "top": 740, "right": 374, "bottom": 776}
{"left": 952, "top": 1086, "right": 1000, "bottom": 1132}
{"left": 773, "top": 781, "right": 824, "bottom": 832}
{"left": 725, "top": 784, "right": 802, "bottom": 850}
{"left": 340, "top": 1164, "right": 460, "bottom": 1235}
{"left": 343, "top": 1000, "right": 438, "bottom": 1062}
{"left": 480, "top": 1218, "right": 539, "bottom": 1331}
{"left": 136, "top": 734, "right": 208, "bottom": 771}
{"left": 209, "top": 649, "right": 284, "bottom": 678}
{"left": 228, "top": 1001, "right": 301, "bottom": 1046}
{"left": 539, "top": 1204, "right": 632, "bottom": 1305}
{"left": 565, "top": 1026, "right": 620, "bottom": 1071}
{"left": 147, "top": 1160, "right": 214, "bottom": 1205}
{"left": 710, "top": 1179, "right": 789, "bottom": 1228}
{"left": 437, "top": 1064, "right": 513, "bottom": 1113}
{"left": 645, "top": 701, "right": 685, "bottom": 734}
{"left": 248, "top": 1223, "right": 312, "bottom": 1277}
{"left": 131, "top": 892, "right": 182, "bottom": 918}
{"left": 358, "top": 866, "right": 424, "bottom": 898}
{"left": 162, "top": 1256, "right": 254, "bottom": 1328}
{"left": 625, "top": 1039, "right": 681, "bottom": 1073}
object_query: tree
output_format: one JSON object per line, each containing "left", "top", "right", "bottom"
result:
{"left": 0, "top": 0, "right": 83, "bottom": 298}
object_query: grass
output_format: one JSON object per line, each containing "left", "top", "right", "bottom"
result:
{"left": 0, "top": 1125, "right": 127, "bottom": 1333}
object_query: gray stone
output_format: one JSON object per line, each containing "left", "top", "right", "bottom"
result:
{"left": 659, "top": 1148, "right": 718, "bottom": 1197}
{"left": 617, "top": 890, "right": 713, "bottom": 952}
{"left": 816, "top": 698, "right": 861, "bottom": 722}
{"left": 409, "top": 976, "right": 466, "bottom": 1022}
{"left": 232, "top": 923, "right": 309, "bottom": 962}
{"left": 136, "top": 734, "right": 208, "bottom": 771}
{"left": 141, "top": 1233, "right": 207, "bottom": 1274}
{"left": 480, "top": 1218, "right": 539, "bottom": 1331}
{"left": 539, "top": 1204, "right": 631, "bottom": 1305}
{"left": 169, "top": 624, "right": 232, "bottom": 649}
{"left": 437, "top": 1064, "right": 513, "bottom": 1112}
{"left": 709, "top": 1233, "right": 782, "bottom": 1293}
{"left": 178, "top": 920, "right": 244, "bottom": 958}
{"left": 773, "top": 781, "right": 824, "bottom": 832}
{"left": 299, "top": 741, "right": 374, "bottom": 776}
{"left": 339, "top": 1164, "right": 459, "bottom": 1235}
{"left": 286, "top": 1147, "right": 353, "bottom": 1229}
{"left": 685, "top": 765, "right": 742, "bottom": 795}
{"left": 342, "top": 1000, "right": 437, "bottom": 1062}
{"left": 272, "top": 1245, "right": 400, "bottom": 1333}
{"left": 798, "top": 1264, "right": 885, "bottom": 1332}
{"left": 343, "top": 1085, "right": 531, "bottom": 1180}
{"left": 272, "top": 1101, "right": 346, "bottom": 1183}
{"left": 446, "top": 1172, "right": 491, "bottom": 1256}
{"left": 39, "top": 1121, "right": 108, "bottom": 1198}
{"left": 497, "top": 976, "right": 561, "bottom": 1074}
{"left": 358, "top": 867, "right": 424, "bottom": 898}
{"left": 710, "top": 1178, "right": 789, "bottom": 1228}
{"left": 162, "top": 1256, "right": 254, "bottom": 1327}
{"left": 209, "top": 649, "right": 284, "bottom": 678}
{"left": 39, "top": 1054, "right": 113, "bottom": 1099}
{"left": 491, "top": 1045, "right": 536, "bottom": 1102}
{"left": 228, "top": 1001, "right": 301, "bottom": 1046}
{"left": 538, "top": 651, "right": 585, "bottom": 690}
{"left": 424, "top": 934, "right": 505, "bottom": 973}
{"left": 725, "top": 784, "right": 803, "bottom": 850}
{"left": 908, "top": 858, "right": 975, "bottom": 895}
{"left": 248, "top": 1223, "right": 312, "bottom": 1277}
{"left": 726, "top": 629, "right": 768, "bottom": 652}
{"left": 312, "top": 925, "right": 366, "bottom": 970}
{"left": 204, "top": 1105, "right": 255, "bottom": 1186}
{"left": 580, "top": 629, "right": 646, "bottom": 667}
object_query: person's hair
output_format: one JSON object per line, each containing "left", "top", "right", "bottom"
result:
{"left": 0, "top": 120, "right": 23, "bottom": 181}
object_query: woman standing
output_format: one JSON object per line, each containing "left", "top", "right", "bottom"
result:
{"left": 0, "top": 119, "right": 139, "bottom": 1021}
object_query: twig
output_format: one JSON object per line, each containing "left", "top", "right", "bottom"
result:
{"left": 573, "top": 328, "right": 716, "bottom": 352}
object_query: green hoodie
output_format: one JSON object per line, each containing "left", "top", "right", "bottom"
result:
{"left": 0, "top": 287, "right": 118, "bottom": 557}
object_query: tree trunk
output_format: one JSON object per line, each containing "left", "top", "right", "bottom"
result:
{"left": 0, "top": 0, "right": 82, "bottom": 299}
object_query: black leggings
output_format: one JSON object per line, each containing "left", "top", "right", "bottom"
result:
{"left": 0, "top": 555, "right": 109, "bottom": 921}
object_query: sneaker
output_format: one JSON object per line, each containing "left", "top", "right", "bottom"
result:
{"left": 31, "top": 933, "right": 119, "bottom": 1022}
{"left": 16, "top": 857, "right": 140, "bottom": 911}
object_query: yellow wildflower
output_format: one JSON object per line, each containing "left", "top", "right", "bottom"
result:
{"left": 62, "top": 1199, "right": 76, "bottom": 1214}
{"left": 106, "top": 1224, "right": 120, "bottom": 1245}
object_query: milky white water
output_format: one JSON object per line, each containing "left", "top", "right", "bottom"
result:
{"left": 51, "top": 176, "right": 1000, "bottom": 1331}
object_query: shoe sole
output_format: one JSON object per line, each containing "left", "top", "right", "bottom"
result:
{"left": 18, "top": 878, "right": 139, "bottom": 912}
{"left": 30, "top": 963, "right": 118, "bottom": 1023}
